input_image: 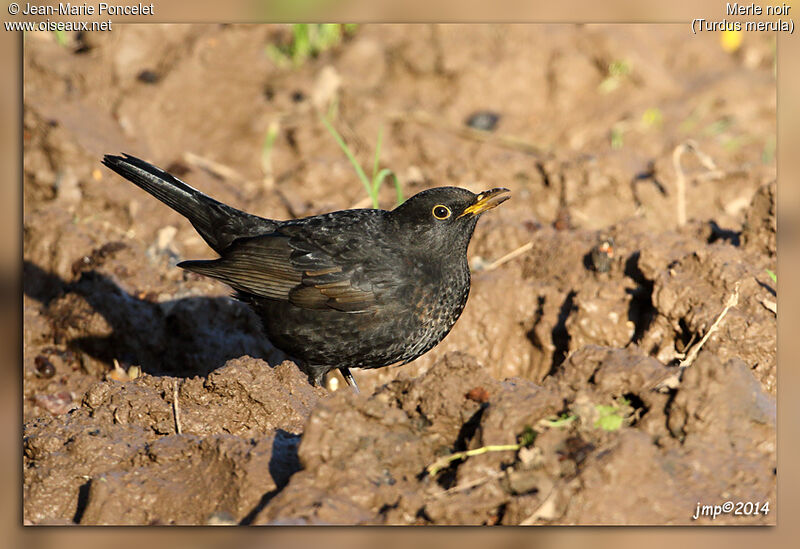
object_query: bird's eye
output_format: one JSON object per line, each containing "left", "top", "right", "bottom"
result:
{"left": 432, "top": 205, "right": 451, "bottom": 220}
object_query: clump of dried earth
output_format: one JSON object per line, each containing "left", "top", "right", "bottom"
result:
{"left": 23, "top": 24, "right": 775, "bottom": 524}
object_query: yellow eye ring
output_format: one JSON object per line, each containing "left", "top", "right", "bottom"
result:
{"left": 432, "top": 205, "right": 452, "bottom": 220}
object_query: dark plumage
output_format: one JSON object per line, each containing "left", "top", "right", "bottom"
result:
{"left": 102, "top": 153, "right": 510, "bottom": 391}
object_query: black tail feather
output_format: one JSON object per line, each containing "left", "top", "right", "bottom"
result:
{"left": 102, "top": 153, "right": 275, "bottom": 253}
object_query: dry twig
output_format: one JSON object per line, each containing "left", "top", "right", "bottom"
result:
{"left": 678, "top": 281, "right": 740, "bottom": 368}
{"left": 183, "top": 151, "right": 245, "bottom": 182}
{"left": 672, "top": 140, "right": 720, "bottom": 227}
{"left": 429, "top": 472, "right": 503, "bottom": 499}
{"left": 172, "top": 379, "right": 183, "bottom": 435}
{"left": 519, "top": 484, "right": 559, "bottom": 525}
{"left": 484, "top": 242, "right": 534, "bottom": 271}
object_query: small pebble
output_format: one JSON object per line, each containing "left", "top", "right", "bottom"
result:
{"left": 34, "top": 355, "right": 56, "bottom": 379}
{"left": 553, "top": 207, "right": 571, "bottom": 231}
{"left": 137, "top": 69, "right": 160, "bottom": 84}
{"left": 164, "top": 161, "right": 191, "bottom": 178}
{"left": 465, "top": 386, "right": 490, "bottom": 403}
{"left": 206, "top": 511, "right": 237, "bottom": 526}
{"left": 465, "top": 110, "right": 501, "bottom": 131}
{"left": 34, "top": 392, "right": 75, "bottom": 415}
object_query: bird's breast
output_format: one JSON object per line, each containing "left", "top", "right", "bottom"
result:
{"left": 387, "top": 257, "right": 471, "bottom": 351}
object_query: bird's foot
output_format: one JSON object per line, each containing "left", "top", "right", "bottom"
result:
{"left": 338, "top": 367, "right": 360, "bottom": 394}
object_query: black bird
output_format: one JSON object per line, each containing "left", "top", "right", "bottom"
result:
{"left": 102, "top": 154, "right": 510, "bottom": 391}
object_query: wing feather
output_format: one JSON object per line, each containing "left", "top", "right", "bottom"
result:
{"left": 178, "top": 231, "right": 378, "bottom": 312}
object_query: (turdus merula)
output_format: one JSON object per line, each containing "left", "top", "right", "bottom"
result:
{"left": 102, "top": 153, "right": 510, "bottom": 391}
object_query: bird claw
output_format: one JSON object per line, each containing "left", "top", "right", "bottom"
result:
{"left": 339, "top": 367, "right": 360, "bottom": 394}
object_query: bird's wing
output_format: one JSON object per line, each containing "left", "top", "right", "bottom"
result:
{"left": 178, "top": 230, "right": 378, "bottom": 313}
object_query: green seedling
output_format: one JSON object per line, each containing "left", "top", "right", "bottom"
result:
{"left": 703, "top": 117, "right": 732, "bottom": 136}
{"left": 723, "top": 135, "right": 750, "bottom": 152}
{"left": 762, "top": 137, "right": 776, "bottom": 164}
{"left": 426, "top": 425, "right": 537, "bottom": 476}
{"left": 641, "top": 107, "right": 663, "bottom": 129}
{"left": 541, "top": 413, "right": 577, "bottom": 428}
{"left": 599, "top": 60, "right": 631, "bottom": 94}
{"left": 321, "top": 115, "right": 404, "bottom": 209}
{"left": 765, "top": 269, "right": 776, "bottom": 284}
{"left": 679, "top": 116, "right": 698, "bottom": 134}
{"left": 53, "top": 30, "right": 68, "bottom": 46}
{"left": 267, "top": 23, "right": 357, "bottom": 68}
{"left": 594, "top": 397, "right": 632, "bottom": 432}
{"left": 610, "top": 125, "right": 624, "bottom": 150}
{"left": 261, "top": 120, "right": 280, "bottom": 188}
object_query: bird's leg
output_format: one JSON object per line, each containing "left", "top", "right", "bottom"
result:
{"left": 339, "top": 367, "right": 360, "bottom": 394}
{"left": 306, "top": 365, "right": 326, "bottom": 387}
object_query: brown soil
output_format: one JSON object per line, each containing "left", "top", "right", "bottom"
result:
{"left": 23, "top": 24, "right": 776, "bottom": 525}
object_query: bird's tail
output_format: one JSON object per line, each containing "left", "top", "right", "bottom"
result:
{"left": 102, "top": 153, "right": 275, "bottom": 253}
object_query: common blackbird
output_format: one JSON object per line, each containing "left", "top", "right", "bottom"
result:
{"left": 102, "top": 153, "right": 510, "bottom": 391}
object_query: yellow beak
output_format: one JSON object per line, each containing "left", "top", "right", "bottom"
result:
{"left": 459, "top": 188, "right": 511, "bottom": 218}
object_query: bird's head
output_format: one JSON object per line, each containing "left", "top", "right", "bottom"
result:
{"left": 388, "top": 186, "right": 510, "bottom": 252}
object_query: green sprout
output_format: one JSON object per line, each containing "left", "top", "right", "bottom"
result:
{"left": 594, "top": 397, "right": 632, "bottom": 432}
{"left": 53, "top": 30, "right": 68, "bottom": 47}
{"left": 765, "top": 269, "right": 776, "bottom": 283}
{"left": 321, "top": 115, "right": 404, "bottom": 209}
{"left": 722, "top": 135, "right": 750, "bottom": 152}
{"left": 426, "top": 425, "right": 537, "bottom": 476}
{"left": 261, "top": 120, "right": 280, "bottom": 187}
{"left": 762, "top": 137, "right": 776, "bottom": 164}
{"left": 267, "top": 24, "right": 357, "bottom": 68}
{"left": 679, "top": 116, "right": 698, "bottom": 134}
{"left": 610, "top": 125, "right": 624, "bottom": 150}
{"left": 599, "top": 60, "right": 631, "bottom": 94}
{"left": 541, "top": 413, "right": 577, "bottom": 428}
{"left": 703, "top": 117, "right": 732, "bottom": 136}
{"left": 641, "top": 107, "right": 663, "bottom": 129}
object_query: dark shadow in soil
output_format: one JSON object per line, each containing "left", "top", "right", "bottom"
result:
{"left": 755, "top": 278, "right": 776, "bottom": 297}
{"left": 630, "top": 162, "right": 667, "bottom": 208}
{"left": 73, "top": 480, "right": 91, "bottom": 524}
{"left": 708, "top": 220, "right": 741, "bottom": 246}
{"left": 23, "top": 260, "right": 278, "bottom": 378}
{"left": 546, "top": 290, "right": 576, "bottom": 377}
{"left": 432, "top": 403, "right": 489, "bottom": 490}
{"left": 674, "top": 318, "right": 696, "bottom": 363}
{"left": 581, "top": 250, "right": 595, "bottom": 271}
{"left": 623, "top": 252, "right": 656, "bottom": 344}
{"left": 23, "top": 259, "right": 67, "bottom": 307}
{"left": 621, "top": 392, "right": 649, "bottom": 426}
{"left": 239, "top": 429, "right": 302, "bottom": 525}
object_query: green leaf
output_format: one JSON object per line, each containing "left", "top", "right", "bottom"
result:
{"left": 321, "top": 115, "right": 372, "bottom": 199}
{"left": 543, "top": 414, "right": 577, "bottom": 428}
{"left": 373, "top": 168, "right": 404, "bottom": 208}
{"left": 518, "top": 425, "right": 537, "bottom": 447}
{"left": 322, "top": 115, "right": 404, "bottom": 209}
{"left": 611, "top": 126, "right": 624, "bottom": 150}
{"left": 641, "top": 107, "right": 663, "bottom": 129}
{"left": 762, "top": 137, "right": 776, "bottom": 164}
{"left": 594, "top": 404, "right": 625, "bottom": 431}
{"left": 372, "top": 125, "right": 384, "bottom": 182}
{"left": 53, "top": 30, "right": 68, "bottom": 47}
{"left": 596, "top": 413, "right": 624, "bottom": 431}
